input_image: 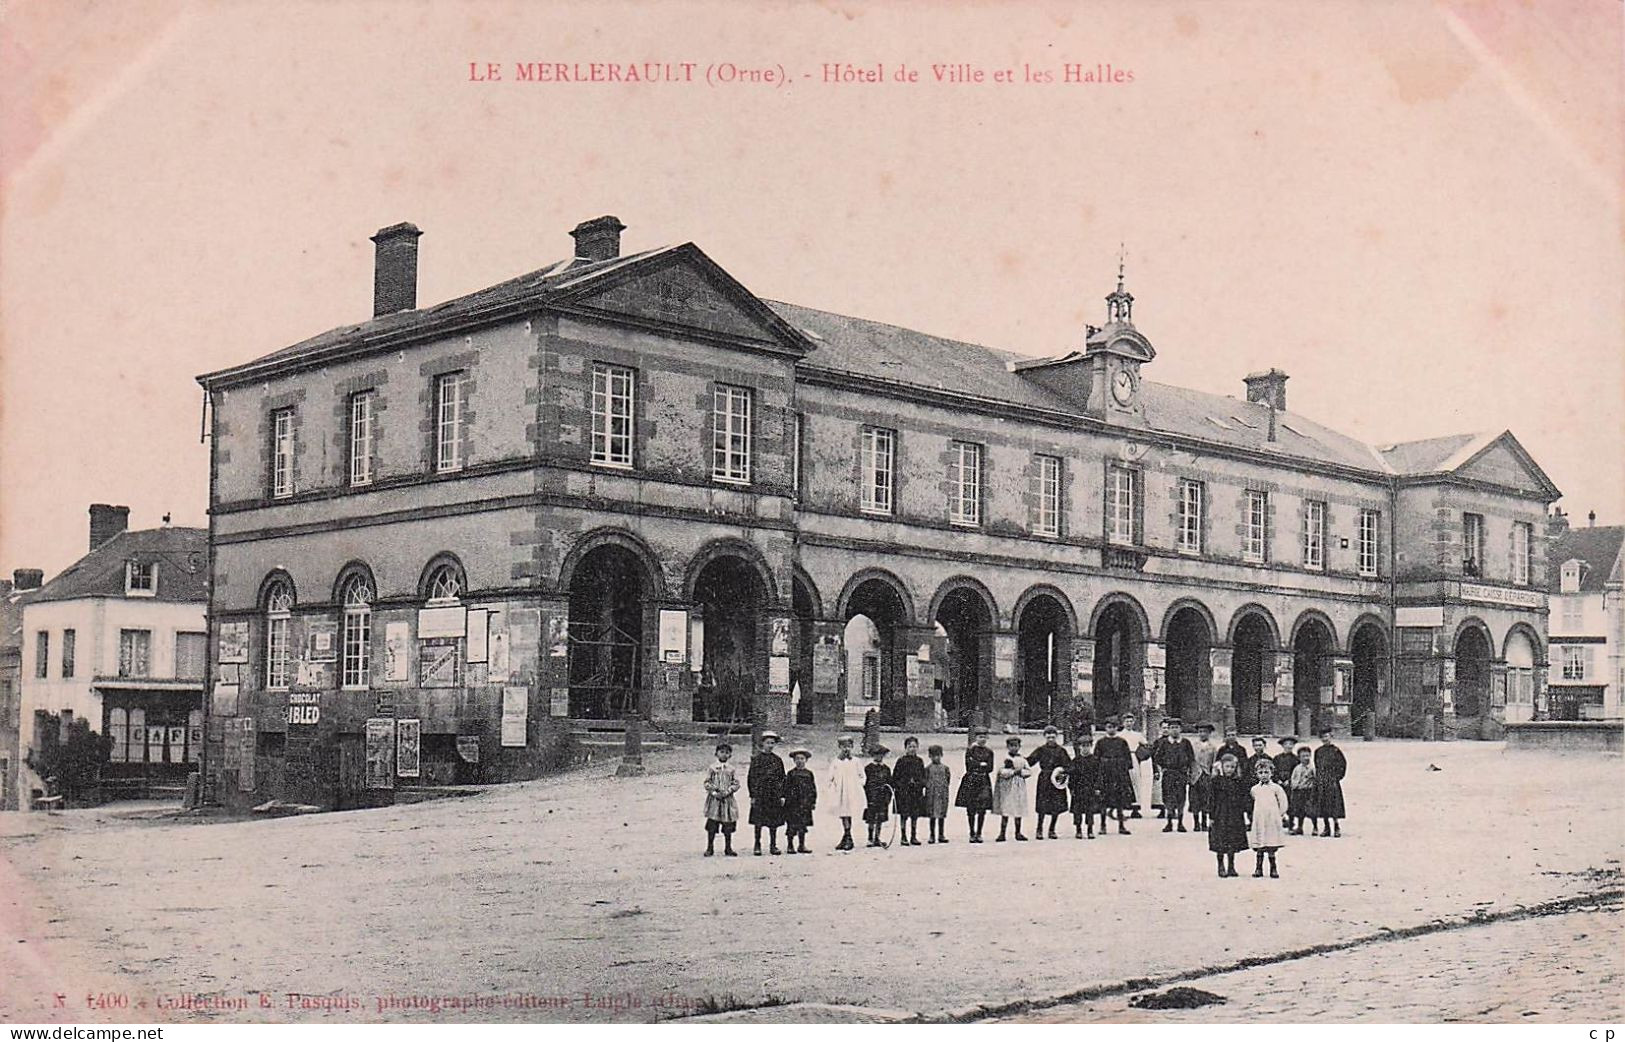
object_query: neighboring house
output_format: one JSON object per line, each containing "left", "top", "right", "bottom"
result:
{"left": 16, "top": 506, "right": 208, "bottom": 806}
{"left": 194, "top": 215, "right": 1557, "bottom": 811}
{"left": 1546, "top": 516, "right": 1624, "bottom": 721}
{"left": 1, "top": 568, "right": 45, "bottom": 810}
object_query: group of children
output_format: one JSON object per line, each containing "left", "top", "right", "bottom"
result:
{"left": 702, "top": 720, "right": 1349, "bottom": 879}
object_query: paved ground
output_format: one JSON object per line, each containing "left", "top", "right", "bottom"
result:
{"left": 0, "top": 736, "right": 1620, "bottom": 1023}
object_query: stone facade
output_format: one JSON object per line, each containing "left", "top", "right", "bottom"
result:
{"left": 197, "top": 216, "right": 1561, "bottom": 809}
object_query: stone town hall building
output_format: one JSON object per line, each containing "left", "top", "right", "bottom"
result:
{"left": 197, "top": 215, "right": 1558, "bottom": 808}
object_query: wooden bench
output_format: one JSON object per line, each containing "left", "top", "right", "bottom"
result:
{"left": 32, "top": 795, "right": 63, "bottom": 814}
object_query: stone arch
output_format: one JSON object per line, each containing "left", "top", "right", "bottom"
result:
{"left": 331, "top": 560, "right": 377, "bottom": 605}
{"left": 1502, "top": 621, "right": 1544, "bottom": 664}
{"left": 836, "top": 568, "right": 918, "bottom": 627}
{"left": 1087, "top": 591, "right": 1152, "bottom": 640}
{"left": 1453, "top": 615, "right": 1495, "bottom": 650}
{"left": 1159, "top": 597, "right": 1220, "bottom": 645}
{"left": 257, "top": 568, "right": 297, "bottom": 609}
{"left": 558, "top": 527, "right": 665, "bottom": 598}
{"left": 1013, "top": 584, "right": 1079, "bottom": 634}
{"left": 1289, "top": 608, "right": 1340, "bottom": 654}
{"left": 792, "top": 565, "right": 825, "bottom": 621}
{"left": 1226, "top": 603, "right": 1282, "bottom": 649}
{"left": 927, "top": 576, "right": 1000, "bottom": 631}
{"left": 683, "top": 537, "right": 780, "bottom": 606}
{"left": 416, "top": 552, "right": 468, "bottom": 602}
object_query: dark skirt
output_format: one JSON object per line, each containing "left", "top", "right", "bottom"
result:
{"left": 1160, "top": 769, "right": 1189, "bottom": 810}
{"left": 954, "top": 774, "right": 992, "bottom": 811}
{"left": 1288, "top": 788, "right": 1318, "bottom": 820}
{"left": 1188, "top": 775, "right": 1211, "bottom": 814}
{"left": 1098, "top": 766, "right": 1136, "bottom": 810}
{"left": 1069, "top": 787, "right": 1101, "bottom": 815}
{"left": 1315, "top": 779, "right": 1346, "bottom": 819}
{"left": 864, "top": 787, "right": 891, "bottom": 823}
{"left": 895, "top": 785, "right": 928, "bottom": 818}
{"left": 1035, "top": 781, "right": 1069, "bottom": 816}
{"left": 748, "top": 796, "right": 784, "bottom": 827}
{"left": 1208, "top": 812, "right": 1249, "bottom": 854}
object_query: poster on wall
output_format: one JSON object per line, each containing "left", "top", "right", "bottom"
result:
{"left": 465, "top": 608, "right": 489, "bottom": 664}
{"left": 456, "top": 735, "right": 481, "bottom": 764}
{"left": 993, "top": 635, "right": 1017, "bottom": 680}
{"left": 769, "top": 655, "right": 791, "bottom": 693}
{"left": 658, "top": 609, "right": 687, "bottom": 664}
{"left": 501, "top": 686, "right": 528, "bottom": 747}
{"left": 396, "top": 719, "right": 421, "bottom": 778}
{"left": 212, "top": 683, "right": 239, "bottom": 717}
{"left": 490, "top": 629, "right": 511, "bottom": 681}
{"left": 812, "top": 642, "right": 840, "bottom": 695}
{"left": 364, "top": 718, "right": 395, "bottom": 789}
{"left": 420, "top": 639, "right": 463, "bottom": 688}
{"left": 218, "top": 622, "right": 250, "bottom": 664}
{"left": 238, "top": 718, "right": 256, "bottom": 791}
{"left": 384, "top": 621, "right": 411, "bottom": 682}
{"left": 306, "top": 618, "right": 338, "bottom": 662}
{"left": 689, "top": 616, "right": 705, "bottom": 673}
{"left": 418, "top": 604, "right": 466, "bottom": 639}
{"left": 770, "top": 617, "right": 791, "bottom": 657}
{"left": 547, "top": 613, "right": 568, "bottom": 658}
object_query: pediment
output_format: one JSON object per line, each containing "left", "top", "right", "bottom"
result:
{"left": 1454, "top": 433, "right": 1560, "bottom": 498}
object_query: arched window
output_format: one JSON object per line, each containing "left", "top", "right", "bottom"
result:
{"left": 339, "top": 571, "right": 374, "bottom": 689}
{"left": 263, "top": 577, "right": 295, "bottom": 690}
{"left": 424, "top": 560, "right": 464, "bottom": 604}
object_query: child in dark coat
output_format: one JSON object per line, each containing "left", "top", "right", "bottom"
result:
{"left": 863, "top": 745, "right": 894, "bottom": 848}
{"left": 747, "top": 731, "right": 786, "bottom": 856}
{"left": 1069, "top": 729, "right": 1103, "bottom": 838}
{"left": 891, "top": 736, "right": 929, "bottom": 847}
{"left": 782, "top": 748, "right": 818, "bottom": 854}
{"left": 1207, "top": 753, "right": 1251, "bottom": 878}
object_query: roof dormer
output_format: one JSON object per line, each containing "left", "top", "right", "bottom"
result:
{"left": 125, "top": 559, "right": 157, "bottom": 597}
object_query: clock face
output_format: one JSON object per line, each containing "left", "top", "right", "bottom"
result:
{"left": 1112, "top": 369, "right": 1135, "bottom": 405}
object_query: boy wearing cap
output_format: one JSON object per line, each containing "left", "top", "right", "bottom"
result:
{"left": 826, "top": 735, "right": 867, "bottom": 851}
{"left": 1068, "top": 726, "right": 1103, "bottom": 839}
{"left": 924, "top": 744, "right": 952, "bottom": 843}
{"left": 954, "top": 730, "right": 995, "bottom": 842}
{"left": 1150, "top": 718, "right": 1195, "bottom": 833}
{"left": 1272, "top": 737, "right": 1301, "bottom": 831}
{"left": 863, "top": 744, "right": 894, "bottom": 847}
{"left": 748, "top": 731, "right": 787, "bottom": 856}
{"left": 891, "top": 736, "right": 929, "bottom": 846}
{"left": 1312, "top": 728, "right": 1347, "bottom": 837}
{"left": 1217, "top": 727, "right": 1250, "bottom": 775}
{"left": 1093, "top": 718, "right": 1135, "bottom": 835}
{"left": 782, "top": 748, "right": 817, "bottom": 854}
{"left": 703, "top": 742, "right": 741, "bottom": 857}
{"left": 992, "top": 735, "right": 1032, "bottom": 842}
{"left": 1188, "top": 722, "right": 1217, "bottom": 832}
{"left": 1028, "top": 725, "right": 1073, "bottom": 840}
{"left": 1245, "top": 736, "right": 1273, "bottom": 791}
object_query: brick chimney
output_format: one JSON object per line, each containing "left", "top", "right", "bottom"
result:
{"left": 1244, "top": 369, "right": 1289, "bottom": 413}
{"left": 370, "top": 222, "right": 423, "bottom": 316}
{"left": 1548, "top": 507, "right": 1570, "bottom": 539}
{"left": 570, "top": 216, "right": 626, "bottom": 263}
{"left": 89, "top": 504, "right": 129, "bottom": 551}
{"left": 12, "top": 568, "right": 43, "bottom": 591}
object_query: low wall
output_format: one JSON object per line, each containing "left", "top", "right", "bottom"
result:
{"left": 1503, "top": 720, "right": 1623, "bottom": 753}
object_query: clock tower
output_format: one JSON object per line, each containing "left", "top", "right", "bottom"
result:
{"left": 1012, "top": 254, "right": 1156, "bottom": 421}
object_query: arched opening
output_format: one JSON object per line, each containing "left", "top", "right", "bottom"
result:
{"left": 1504, "top": 628, "right": 1536, "bottom": 723}
{"left": 1350, "top": 621, "right": 1388, "bottom": 734}
{"left": 567, "top": 545, "right": 650, "bottom": 719}
{"left": 933, "top": 585, "right": 992, "bottom": 730}
{"left": 1017, "top": 593, "right": 1072, "bottom": 728}
{"left": 1165, "top": 605, "right": 1214, "bottom": 726}
{"left": 691, "top": 556, "right": 768, "bottom": 724}
{"left": 844, "top": 577, "right": 911, "bottom": 726}
{"left": 1454, "top": 625, "right": 1492, "bottom": 720}
{"left": 792, "top": 574, "right": 819, "bottom": 725}
{"left": 1092, "top": 599, "right": 1145, "bottom": 724}
{"left": 1232, "top": 612, "right": 1274, "bottom": 735}
{"left": 1293, "top": 617, "right": 1336, "bottom": 736}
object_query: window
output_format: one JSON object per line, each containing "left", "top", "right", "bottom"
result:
{"left": 792, "top": 413, "right": 803, "bottom": 498}
{"left": 61, "top": 630, "right": 76, "bottom": 679}
{"left": 1303, "top": 499, "right": 1327, "bottom": 571}
{"left": 175, "top": 632, "right": 207, "bottom": 680}
{"left": 860, "top": 426, "right": 895, "bottom": 515}
{"left": 861, "top": 653, "right": 881, "bottom": 701}
{"left": 1243, "top": 490, "right": 1269, "bottom": 563}
{"left": 949, "top": 441, "right": 982, "bottom": 526}
{"left": 340, "top": 574, "right": 373, "bottom": 689}
{"left": 265, "top": 580, "right": 294, "bottom": 690}
{"left": 1358, "top": 508, "right": 1381, "bottom": 578}
{"left": 1176, "top": 479, "right": 1204, "bottom": 554}
{"left": 126, "top": 560, "right": 156, "bottom": 596}
{"left": 349, "top": 391, "right": 374, "bottom": 486}
{"left": 118, "top": 629, "right": 152, "bottom": 678}
{"left": 1462, "top": 512, "right": 1485, "bottom": 577}
{"left": 271, "top": 407, "right": 295, "bottom": 498}
{"left": 435, "top": 371, "right": 468, "bottom": 473}
{"left": 1107, "top": 465, "right": 1138, "bottom": 546}
{"left": 1511, "top": 522, "right": 1532, "bottom": 586}
{"left": 1507, "top": 668, "right": 1533, "bottom": 705}
{"left": 1033, "top": 455, "right": 1062, "bottom": 537}
{"left": 1561, "top": 645, "right": 1588, "bottom": 681}
{"left": 711, "top": 384, "right": 753, "bottom": 484}
{"left": 1559, "top": 559, "right": 1582, "bottom": 593}
{"left": 590, "top": 364, "right": 635, "bottom": 468}
{"left": 424, "top": 561, "right": 464, "bottom": 604}
{"left": 34, "top": 632, "right": 48, "bottom": 679}
{"left": 1562, "top": 597, "right": 1583, "bottom": 631}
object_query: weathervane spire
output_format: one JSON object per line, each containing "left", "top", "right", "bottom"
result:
{"left": 1106, "top": 243, "right": 1134, "bottom": 325}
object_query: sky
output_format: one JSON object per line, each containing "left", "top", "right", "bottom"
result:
{"left": 2, "top": 0, "right": 1621, "bottom": 581}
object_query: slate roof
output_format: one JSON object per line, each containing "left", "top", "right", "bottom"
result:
{"left": 1, "top": 586, "right": 39, "bottom": 660}
{"left": 30, "top": 528, "right": 209, "bottom": 605}
{"left": 1548, "top": 525, "right": 1625, "bottom": 594}
{"left": 770, "top": 300, "right": 1393, "bottom": 474}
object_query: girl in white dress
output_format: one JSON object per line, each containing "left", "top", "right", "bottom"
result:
{"left": 1248, "top": 759, "right": 1290, "bottom": 878}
